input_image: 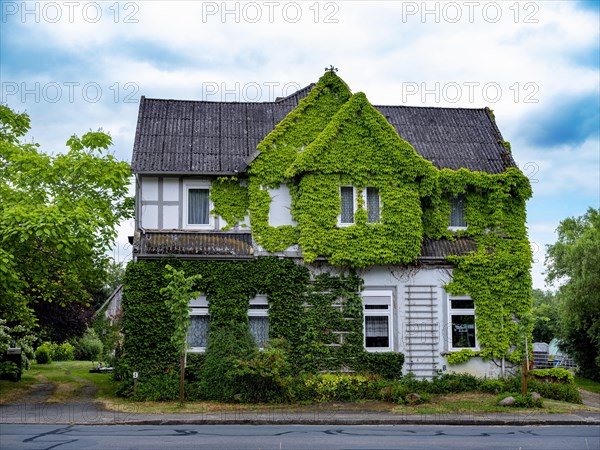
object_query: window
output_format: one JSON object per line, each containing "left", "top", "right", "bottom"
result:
{"left": 339, "top": 186, "right": 380, "bottom": 226}
{"left": 340, "top": 186, "right": 354, "bottom": 224}
{"left": 366, "top": 187, "right": 380, "bottom": 223}
{"left": 363, "top": 290, "right": 393, "bottom": 352}
{"left": 249, "top": 295, "right": 269, "bottom": 348}
{"left": 448, "top": 296, "right": 477, "bottom": 349}
{"left": 449, "top": 194, "right": 467, "bottom": 229}
{"left": 188, "top": 295, "right": 209, "bottom": 352}
{"left": 183, "top": 181, "right": 213, "bottom": 229}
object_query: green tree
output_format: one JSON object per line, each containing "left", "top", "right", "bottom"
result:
{"left": 160, "top": 265, "right": 202, "bottom": 402}
{"left": 546, "top": 207, "right": 600, "bottom": 380}
{"left": 531, "top": 289, "right": 560, "bottom": 343}
{"left": 0, "top": 105, "right": 133, "bottom": 331}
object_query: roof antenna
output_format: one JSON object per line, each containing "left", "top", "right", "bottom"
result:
{"left": 325, "top": 65, "right": 338, "bottom": 73}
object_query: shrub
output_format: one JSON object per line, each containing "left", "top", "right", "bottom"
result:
{"left": 528, "top": 379, "right": 581, "bottom": 403}
{"left": 357, "top": 352, "right": 404, "bottom": 380}
{"left": 185, "top": 353, "right": 206, "bottom": 382}
{"left": 200, "top": 322, "right": 258, "bottom": 402}
{"left": 134, "top": 369, "right": 180, "bottom": 401}
{"left": 529, "top": 368, "right": 574, "bottom": 384}
{"left": 429, "top": 373, "right": 481, "bottom": 394}
{"left": 233, "top": 345, "right": 293, "bottom": 403}
{"left": 497, "top": 393, "right": 543, "bottom": 408}
{"left": 479, "top": 378, "right": 510, "bottom": 394}
{"left": 35, "top": 343, "right": 53, "bottom": 364}
{"left": 75, "top": 329, "right": 104, "bottom": 361}
{"left": 53, "top": 342, "right": 75, "bottom": 361}
{"left": 303, "top": 373, "right": 378, "bottom": 402}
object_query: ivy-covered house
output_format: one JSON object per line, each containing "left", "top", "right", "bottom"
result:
{"left": 124, "top": 71, "right": 532, "bottom": 379}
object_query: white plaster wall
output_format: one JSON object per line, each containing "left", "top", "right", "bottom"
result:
{"left": 141, "top": 177, "right": 158, "bottom": 201}
{"left": 360, "top": 266, "right": 452, "bottom": 356}
{"left": 163, "top": 177, "right": 179, "bottom": 201}
{"left": 269, "top": 184, "right": 296, "bottom": 227}
{"left": 443, "top": 357, "right": 507, "bottom": 378}
{"left": 163, "top": 205, "right": 179, "bottom": 229}
{"left": 141, "top": 204, "right": 158, "bottom": 229}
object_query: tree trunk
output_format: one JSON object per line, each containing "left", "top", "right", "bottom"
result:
{"left": 180, "top": 351, "right": 186, "bottom": 403}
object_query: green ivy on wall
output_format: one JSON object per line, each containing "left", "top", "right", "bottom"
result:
{"left": 209, "top": 177, "right": 249, "bottom": 230}
{"left": 126, "top": 72, "right": 533, "bottom": 373}
{"left": 247, "top": 71, "right": 352, "bottom": 252}
{"left": 209, "top": 71, "right": 533, "bottom": 364}
{"left": 119, "top": 258, "right": 365, "bottom": 378}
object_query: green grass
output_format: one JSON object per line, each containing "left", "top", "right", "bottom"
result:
{"left": 0, "top": 361, "right": 119, "bottom": 405}
{"left": 392, "top": 392, "right": 598, "bottom": 415}
{"left": 575, "top": 376, "right": 600, "bottom": 394}
{"left": 3, "top": 363, "right": 599, "bottom": 415}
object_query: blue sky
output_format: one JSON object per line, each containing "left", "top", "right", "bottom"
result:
{"left": 1, "top": 0, "right": 599, "bottom": 290}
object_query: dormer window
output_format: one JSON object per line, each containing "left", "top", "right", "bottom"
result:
{"left": 339, "top": 186, "right": 380, "bottom": 226}
{"left": 449, "top": 194, "right": 467, "bottom": 230}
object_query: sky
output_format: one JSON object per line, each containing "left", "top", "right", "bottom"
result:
{"left": 1, "top": 0, "right": 599, "bottom": 291}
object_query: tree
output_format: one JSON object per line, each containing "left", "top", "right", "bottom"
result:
{"left": 160, "top": 265, "right": 202, "bottom": 402}
{"left": 545, "top": 207, "right": 600, "bottom": 380}
{"left": 531, "top": 289, "right": 560, "bottom": 343}
{"left": 0, "top": 105, "right": 133, "bottom": 332}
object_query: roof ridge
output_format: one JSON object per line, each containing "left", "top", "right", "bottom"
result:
{"left": 139, "top": 83, "right": 316, "bottom": 106}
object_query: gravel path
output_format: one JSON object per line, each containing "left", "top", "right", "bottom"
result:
{"left": 579, "top": 388, "right": 600, "bottom": 408}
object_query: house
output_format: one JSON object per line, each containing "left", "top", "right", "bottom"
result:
{"left": 123, "top": 70, "right": 532, "bottom": 379}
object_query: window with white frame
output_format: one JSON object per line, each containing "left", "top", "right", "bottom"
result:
{"left": 249, "top": 295, "right": 269, "bottom": 348}
{"left": 339, "top": 186, "right": 380, "bottom": 226}
{"left": 183, "top": 181, "right": 213, "bottom": 229}
{"left": 187, "top": 295, "right": 209, "bottom": 352}
{"left": 363, "top": 290, "right": 393, "bottom": 352}
{"left": 448, "top": 296, "right": 477, "bottom": 349}
{"left": 449, "top": 194, "right": 467, "bottom": 229}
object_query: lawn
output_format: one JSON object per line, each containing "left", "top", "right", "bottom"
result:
{"left": 0, "top": 360, "right": 117, "bottom": 405}
{"left": 575, "top": 376, "right": 600, "bottom": 394}
{"left": 2, "top": 363, "right": 599, "bottom": 416}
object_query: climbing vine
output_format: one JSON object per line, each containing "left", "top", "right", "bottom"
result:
{"left": 119, "top": 258, "right": 367, "bottom": 378}
{"left": 210, "top": 177, "right": 249, "bottom": 230}
{"left": 245, "top": 71, "right": 533, "bottom": 364}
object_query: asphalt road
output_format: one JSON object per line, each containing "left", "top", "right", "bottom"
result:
{"left": 1, "top": 424, "right": 599, "bottom": 450}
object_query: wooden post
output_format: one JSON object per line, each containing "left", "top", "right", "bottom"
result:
{"left": 179, "top": 351, "right": 186, "bottom": 403}
{"left": 522, "top": 335, "right": 528, "bottom": 396}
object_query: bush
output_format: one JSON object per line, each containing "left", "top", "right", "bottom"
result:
{"left": 53, "top": 342, "right": 75, "bottom": 361}
{"left": 497, "top": 393, "right": 543, "bottom": 408}
{"left": 529, "top": 368, "right": 574, "bottom": 384}
{"left": 233, "top": 345, "right": 293, "bottom": 403}
{"left": 528, "top": 379, "right": 581, "bottom": 403}
{"left": 357, "top": 352, "right": 404, "bottom": 380}
{"left": 35, "top": 343, "right": 53, "bottom": 364}
{"left": 429, "top": 373, "right": 481, "bottom": 394}
{"left": 479, "top": 378, "right": 511, "bottom": 394}
{"left": 200, "top": 323, "right": 258, "bottom": 401}
{"left": 185, "top": 353, "right": 206, "bottom": 382}
{"left": 302, "top": 373, "right": 383, "bottom": 402}
{"left": 134, "top": 369, "right": 180, "bottom": 401}
{"left": 75, "top": 329, "right": 104, "bottom": 361}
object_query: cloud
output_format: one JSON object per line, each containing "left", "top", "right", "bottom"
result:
{"left": 518, "top": 93, "right": 600, "bottom": 148}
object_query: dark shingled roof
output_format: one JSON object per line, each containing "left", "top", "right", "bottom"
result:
{"left": 132, "top": 85, "right": 515, "bottom": 175}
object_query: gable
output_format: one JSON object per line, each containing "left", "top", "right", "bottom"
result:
{"left": 248, "top": 71, "right": 353, "bottom": 186}
{"left": 288, "top": 92, "right": 435, "bottom": 181}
